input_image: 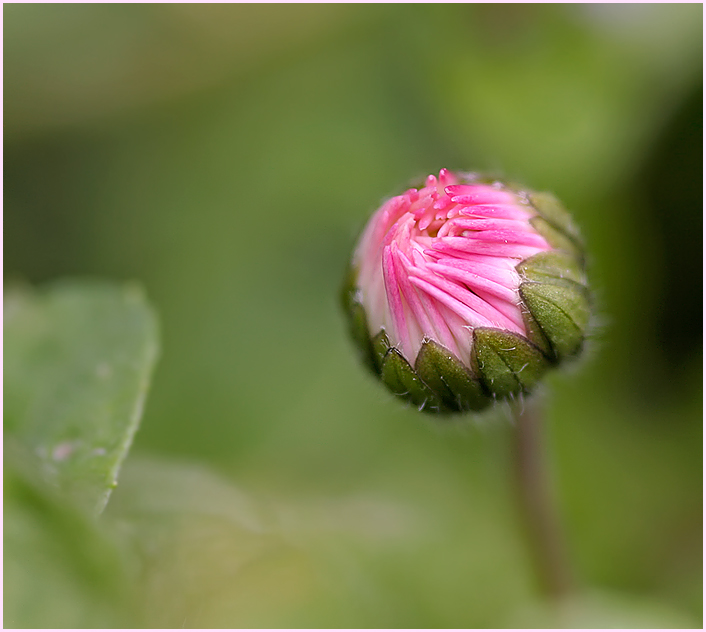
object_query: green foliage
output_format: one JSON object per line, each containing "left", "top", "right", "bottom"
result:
{"left": 4, "top": 441, "right": 134, "bottom": 628}
{"left": 103, "top": 455, "right": 325, "bottom": 628}
{"left": 5, "top": 281, "right": 159, "bottom": 513}
{"left": 4, "top": 281, "right": 159, "bottom": 628}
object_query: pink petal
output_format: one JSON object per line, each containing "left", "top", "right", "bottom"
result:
{"left": 430, "top": 237, "right": 544, "bottom": 259}
{"left": 406, "top": 262, "right": 519, "bottom": 331}
{"left": 445, "top": 185, "right": 517, "bottom": 205}
{"left": 458, "top": 204, "right": 534, "bottom": 220}
{"left": 459, "top": 229, "right": 550, "bottom": 249}
{"left": 425, "top": 262, "right": 518, "bottom": 303}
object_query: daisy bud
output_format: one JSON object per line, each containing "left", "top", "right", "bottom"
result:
{"left": 342, "top": 169, "right": 590, "bottom": 414}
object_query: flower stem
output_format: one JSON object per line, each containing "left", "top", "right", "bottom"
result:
{"left": 511, "top": 399, "right": 574, "bottom": 599}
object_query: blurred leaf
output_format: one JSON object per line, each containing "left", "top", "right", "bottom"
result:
{"left": 105, "top": 455, "right": 321, "bottom": 628}
{"left": 4, "top": 279, "right": 159, "bottom": 513}
{"left": 106, "top": 454, "right": 269, "bottom": 531}
{"left": 4, "top": 440, "right": 133, "bottom": 628}
{"left": 505, "top": 589, "right": 700, "bottom": 629}
{"left": 106, "top": 455, "right": 447, "bottom": 628}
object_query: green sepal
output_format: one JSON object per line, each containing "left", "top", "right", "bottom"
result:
{"left": 340, "top": 265, "right": 376, "bottom": 375}
{"left": 519, "top": 281, "right": 590, "bottom": 359}
{"left": 471, "top": 328, "right": 550, "bottom": 398}
{"left": 530, "top": 216, "right": 584, "bottom": 262}
{"left": 414, "top": 339, "right": 491, "bottom": 413}
{"left": 371, "top": 330, "right": 391, "bottom": 374}
{"left": 516, "top": 251, "right": 587, "bottom": 286}
{"left": 518, "top": 303, "right": 554, "bottom": 360}
{"left": 529, "top": 192, "right": 583, "bottom": 247}
{"left": 380, "top": 348, "right": 444, "bottom": 412}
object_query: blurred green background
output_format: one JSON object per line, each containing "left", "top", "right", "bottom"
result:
{"left": 4, "top": 4, "right": 702, "bottom": 628}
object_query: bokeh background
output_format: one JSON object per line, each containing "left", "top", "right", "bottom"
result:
{"left": 4, "top": 4, "right": 702, "bottom": 628}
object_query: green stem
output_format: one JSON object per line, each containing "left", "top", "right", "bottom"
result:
{"left": 511, "top": 399, "right": 573, "bottom": 599}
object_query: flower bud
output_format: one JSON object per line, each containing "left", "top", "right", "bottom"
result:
{"left": 342, "top": 169, "right": 590, "bottom": 414}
